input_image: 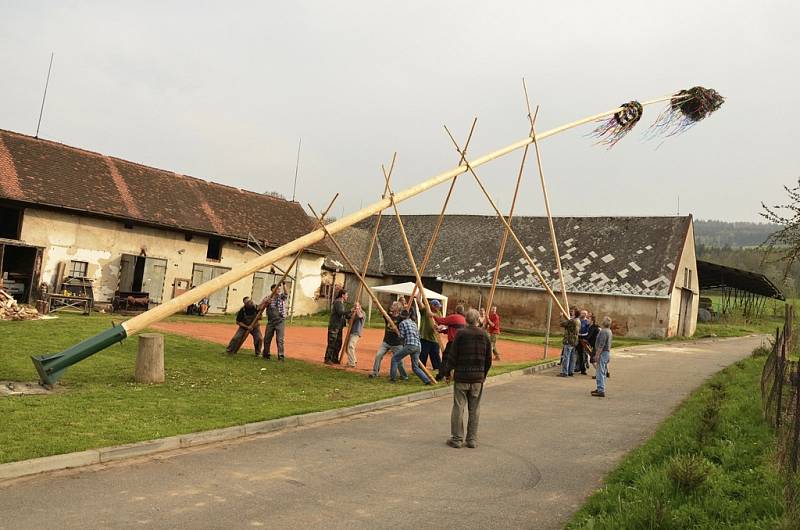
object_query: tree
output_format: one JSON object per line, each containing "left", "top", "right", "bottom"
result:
{"left": 761, "top": 178, "right": 800, "bottom": 279}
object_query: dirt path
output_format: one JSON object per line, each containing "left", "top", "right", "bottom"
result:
{"left": 151, "top": 321, "right": 548, "bottom": 374}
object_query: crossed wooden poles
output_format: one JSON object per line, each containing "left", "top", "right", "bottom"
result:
{"left": 325, "top": 79, "right": 573, "bottom": 378}
{"left": 35, "top": 85, "right": 717, "bottom": 386}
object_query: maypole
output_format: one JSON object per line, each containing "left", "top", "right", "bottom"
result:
{"left": 31, "top": 87, "right": 724, "bottom": 385}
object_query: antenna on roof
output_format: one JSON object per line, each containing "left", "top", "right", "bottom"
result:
{"left": 35, "top": 52, "right": 54, "bottom": 139}
{"left": 291, "top": 137, "right": 302, "bottom": 201}
{"left": 677, "top": 194, "right": 680, "bottom": 215}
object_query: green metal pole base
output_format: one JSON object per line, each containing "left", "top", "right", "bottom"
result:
{"left": 31, "top": 325, "right": 128, "bottom": 386}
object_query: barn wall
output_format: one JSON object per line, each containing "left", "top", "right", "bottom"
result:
{"left": 19, "top": 208, "right": 325, "bottom": 315}
{"left": 667, "top": 220, "right": 699, "bottom": 336}
{"left": 441, "top": 283, "right": 672, "bottom": 338}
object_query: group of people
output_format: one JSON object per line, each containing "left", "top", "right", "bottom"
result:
{"left": 229, "top": 288, "right": 619, "bottom": 447}
{"left": 224, "top": 283, "right": 289, "bottom": 360}
{"left": 558, "top": 308, "right": 613, "bottom": 397}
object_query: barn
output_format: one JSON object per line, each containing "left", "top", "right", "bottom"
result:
{"left": 0, "top": 128, "right": 328, "bottom": 315}
{"left": 326, "top": 214, "right": 699, "bottom": 338}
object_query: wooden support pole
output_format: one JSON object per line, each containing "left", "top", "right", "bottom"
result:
{"left": 485, "top": 99, "right": 539, "bottom": 317}
{"left": 230, "top": 195, "right": 338, "bottom": 354}
{"left": 107, "top": 90, "right": 684, "bottom": 338}
{"left": 307, "top": 203, "right": 399, "bottom": 336}
{"left": 407, "top": 119, "right": 477, "bottom": 307}
{"left": 444, "top": 125, "right": 569, "bottom": 319}
{"left": 340, "top": 156, "right": 396, "bottom": 360}
{"left": 383, "top": 162, "right": 440, "bottom": 384}
{"left": 526, "top": 79, "right": 570, "bottom": 317}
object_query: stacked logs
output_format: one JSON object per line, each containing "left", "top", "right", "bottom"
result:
{"left": 0, "top": 289, "right": 41, "bottom": 321}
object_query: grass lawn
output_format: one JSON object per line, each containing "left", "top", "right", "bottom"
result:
{"left": 566, "top": 350, "right": 791, "bottom": 529}
{"left": 0, "top": 314, "right": 542, "bottom": 464}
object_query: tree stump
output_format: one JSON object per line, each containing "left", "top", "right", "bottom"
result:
{"left": 135, "top": 333, "right": 165, "bottom": 383}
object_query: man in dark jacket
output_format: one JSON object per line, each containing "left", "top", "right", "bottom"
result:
{"left": 440, "top": 308, "right": 492, "bottom": 448}
{"left": 225, "top": 297, "right": 262, "bottom": 355}
{"left": 324, "top": 290, "right": 351, "bottom": 364}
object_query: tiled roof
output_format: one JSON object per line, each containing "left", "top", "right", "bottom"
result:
{"left": 0, "top": 129, "right": 326, "bottom": 253}
{"left": 323, "top": 224, "right": 384, "bottom": 276}
{"left": 349, "top": 215, "right": 691, "bottom": 298}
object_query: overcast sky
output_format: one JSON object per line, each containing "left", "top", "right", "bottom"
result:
{"left": 1, "top": 1, "right": 797, "bottom": 223}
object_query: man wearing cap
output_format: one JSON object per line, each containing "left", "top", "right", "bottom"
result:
{"left": 434, "top": 304, "right": 467, "bottom": 373}
{"left": 418, "top": 298, "right": 442, "bottom": 371}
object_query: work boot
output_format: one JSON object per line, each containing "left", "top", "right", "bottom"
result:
{"left": 446, "top": 439, "right": 463, "bottom": 449}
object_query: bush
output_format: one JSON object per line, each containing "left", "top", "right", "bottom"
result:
{"left": 667, "top": 454, "right": 713, "bottom": 492}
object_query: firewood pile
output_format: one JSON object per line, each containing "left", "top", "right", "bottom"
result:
{"left": 0, "top": 289, "right": 41, "bottom": 321}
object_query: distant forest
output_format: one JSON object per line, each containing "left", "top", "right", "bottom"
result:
{"left": 694, "top": 220, "right": 779, "bottom": 249}
{"left": 694, "top": 220, "right": 799, "bottom": 297}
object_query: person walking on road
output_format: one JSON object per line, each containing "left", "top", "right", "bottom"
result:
{"left": 390, "top": 309, "right": 432, "bottom": 384}
{"left": 324, "top": 290, "right": 351, "bottom": 364}
{"left": 225, "top": 297, "right": 262, "bottom": 355}
{"left": 592, "top": 316, "right": 613, "bottom": 397}
{"left": 440, "top": 308, "right": 492, "bottom": 448}
{"left": 261, "top": 283, "right": 287, "bottom": 361}
{"left": 345, "top": 302, "right": 365, "bottom": 368}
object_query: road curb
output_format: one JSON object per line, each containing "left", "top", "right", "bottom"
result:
{"left": 0, "top": 360, "right": 558, "bottom": 483}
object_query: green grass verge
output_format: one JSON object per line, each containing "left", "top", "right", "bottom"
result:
{"left": 567, "top": 351, "right": 790, "bottom": 529}
{"left": 0, "top": 314, "right": 540, "bottom": 464}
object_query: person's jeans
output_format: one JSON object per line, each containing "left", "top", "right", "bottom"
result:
{"left": 419, "top": 339, "right": 441, "bottom": 369}
{"left": 346, "top": 334, "right": 361, "bottom": 366}
{"left": 489, "top": 333, "right": 500, "bottom": 358}
{"left": 391, "top": 345, "right": 430, "bottom": 383}
{"left": 264, "top": 319, "right": 285, "bottom": 357}
{"left": 227, "top": 326, "right": 263, "bottom": 355}
{"left": 324, "top": 327, "right": 343, "bottom": 363}
{"left": 451, "top": 382, "right": 483, "bottom": 444}
{"left": 561, "top": 344, "right": 575, "bottom": 375}
{"left": 596, "top": 351, "right": 610, "bottom": 393}
{"left": 371, "top": 342, "right": 403, "bottom": 377}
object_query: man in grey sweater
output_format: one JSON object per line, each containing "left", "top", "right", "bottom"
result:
{"left": 591, "top": 316, "right": 613, "bottom": 397}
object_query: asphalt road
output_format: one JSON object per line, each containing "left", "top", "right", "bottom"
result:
{"left": 0, "top": 335, "right": 763, "bottom": 529}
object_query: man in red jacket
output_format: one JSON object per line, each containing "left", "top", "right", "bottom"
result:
{"left": 434, "top": 304, "right": 466, "bottom": 376}
{"left": 486, "top": 305, "right": 501, "bottom": 361}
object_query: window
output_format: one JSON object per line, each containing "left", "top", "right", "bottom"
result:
{"left": 207, "top": 238, "right": 222, "bottom": 260}
{"left": 0, "top": 205, "right": 22, "bottom": 239}
{"left": 69, "top": 260, "right": 88, "bottom": 278}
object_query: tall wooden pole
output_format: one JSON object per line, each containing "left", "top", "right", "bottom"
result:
{"left": 121, "top": 93, "right": 676, "bottom": 336}
{"left": 307, "top": 203, "right": 399, "bottom": 335}
{"left": 339, "top": 155, "right": 396, "bottom": 361}
{"left": 444, "top": 125, "right": 569, "bottom": 319}
{"left": 407, "top": 119, "right": 477, "bottom": 307}
{"left": 230, "top": 195, "right": 339, "bottom": 354}
{"left": 383, "top": 162, "right": 441, "bottom": 383}
{"left": 484, "top": 100, "right": 539, "bottom": 317}
{"left": 36, "top": 90, "right": 700, "bottom": 386}
{"left": 526, "top": 80, "right": 569, "bottom": 315}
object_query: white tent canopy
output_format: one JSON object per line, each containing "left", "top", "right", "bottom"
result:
{"left": 371, "top": 281, "right": 448, "bottom": 315}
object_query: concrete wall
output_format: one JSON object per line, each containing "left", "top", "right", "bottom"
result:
{"left": 440, "top": 282, "right": 673, "bottom": 338}
{"left": 666, "top": 220, "right": 699, "bottom": 336}
{"left": 19, "top": 208, "right": 326, "bottom": 315}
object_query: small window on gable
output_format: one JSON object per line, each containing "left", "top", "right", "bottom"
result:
{"left": 207, "top": 238, "right": 223, "bottom": 261}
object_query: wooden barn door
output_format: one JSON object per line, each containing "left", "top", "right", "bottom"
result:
{"left": 678, "top": 289, "right": 694, "bottom": 336}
